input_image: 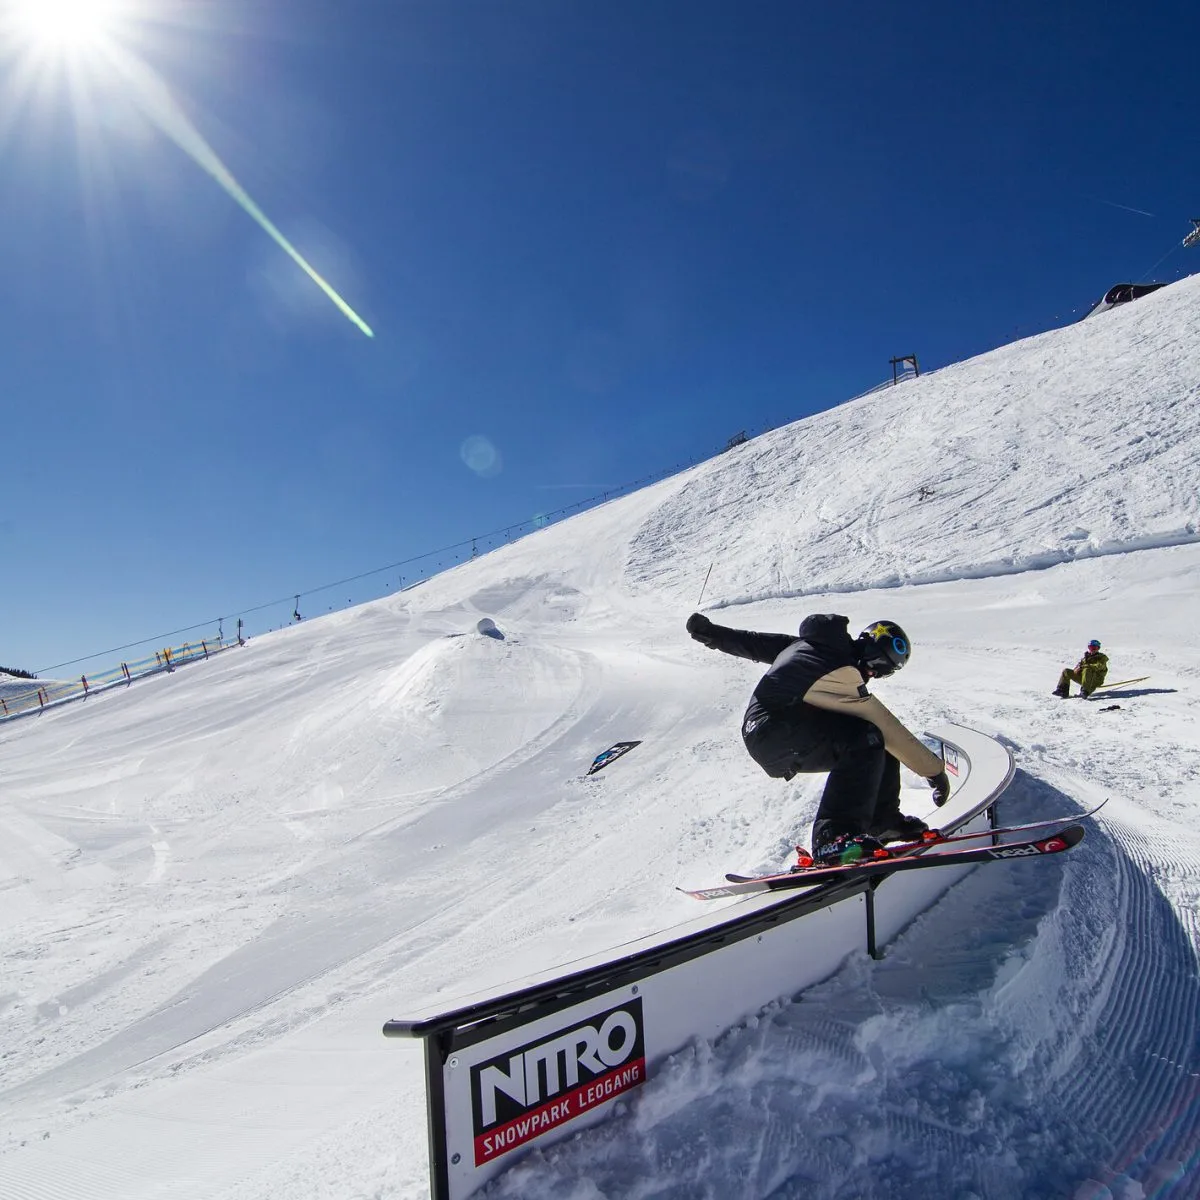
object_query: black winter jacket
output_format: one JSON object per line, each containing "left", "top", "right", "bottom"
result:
{"left": 696, "top": 613, "right": 944, "bottom": 779}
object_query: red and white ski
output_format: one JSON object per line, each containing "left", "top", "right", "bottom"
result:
{"left": 767, "top": 798, "right": 1108, "bottom": 873}
{"left": 679, "top": 825, "right": 1086, "bottom": 901}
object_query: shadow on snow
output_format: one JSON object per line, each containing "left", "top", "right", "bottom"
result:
{"left": 484, "top": 771, "right": 1200, "bottom": 1200}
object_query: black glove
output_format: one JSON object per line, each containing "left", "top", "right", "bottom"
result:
{"left": 686, "top": 612, "right": 717, "bottom": 647}
{"left": 928, "top": 771, "right": 951, "bottom": 807}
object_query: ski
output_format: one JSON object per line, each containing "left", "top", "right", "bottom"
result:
{"left": 679, "top": 825, "right": 1086, "bottom": 901}
{"left": 726, "top": 798, "right": 1109, "bottom": 880}
{"left": 1096, "top": 676, "right": 1149, "bottom": 690}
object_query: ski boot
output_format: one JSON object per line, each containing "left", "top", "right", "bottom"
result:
{"left": 811, "top": 833, "right": 890, "bottom": 867}
{"left": 871, "top": 813, "right": 929, "bottom": 844}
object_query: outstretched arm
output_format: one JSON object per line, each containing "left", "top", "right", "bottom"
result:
{"left": 686, "top": 612, "right": 795, "bottom": 665}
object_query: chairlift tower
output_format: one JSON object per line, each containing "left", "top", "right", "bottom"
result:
{"left": 890, "top": 355, "right": 919, "bottom": 384}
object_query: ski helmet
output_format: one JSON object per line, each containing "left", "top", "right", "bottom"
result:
{"left": 1087, "top": 639, "right": 1101, "bottom": 650}
{"left": 857, "top": 620, "right": 911, "bottom": 677}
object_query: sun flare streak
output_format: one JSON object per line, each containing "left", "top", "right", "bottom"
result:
{"left": 2, "top": 0, "right": 375, "bottom": 338}
{"left": 107, "top": 44, "right": 375, "bottom": 337}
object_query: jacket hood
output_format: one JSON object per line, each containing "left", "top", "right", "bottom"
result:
{"left": 797, "top": 613, "right": 854, "bottom": 650}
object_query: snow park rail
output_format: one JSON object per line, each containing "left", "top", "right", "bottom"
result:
{"left": 384, "top": 722, "right": 1016, "bottom": 1200}
{"left": 0, "top": 636, "right": 241, "bottom": 725}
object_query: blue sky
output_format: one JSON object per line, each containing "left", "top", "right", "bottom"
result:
{"left": 2, "top": 0, "right": 1197, "bottom": 674}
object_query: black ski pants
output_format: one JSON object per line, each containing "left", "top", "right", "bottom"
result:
{"left": 742, "top": 706, "right": 901, "bottom": 845}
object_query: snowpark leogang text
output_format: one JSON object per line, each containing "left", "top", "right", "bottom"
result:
{"left": 2, "top": 274, "right": 1199, "bottom": 1198}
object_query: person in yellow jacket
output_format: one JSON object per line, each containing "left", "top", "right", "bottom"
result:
{"left": 1052, "top": 639, "right": 1109, "bottom": 698}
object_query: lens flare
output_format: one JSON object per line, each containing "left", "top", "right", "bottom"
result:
{"left": 108, "top": 45, "right": 374, "bottom": 336}
{"left": 2, "top": 2, "right": 375, "bottom": 338}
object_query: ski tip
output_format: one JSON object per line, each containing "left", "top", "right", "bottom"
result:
{"left": 1044, "top": 824, "right": 1086, "bottom": 849}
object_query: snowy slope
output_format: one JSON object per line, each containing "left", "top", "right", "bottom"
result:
{"left": 0, "top": 671, "right": 45, "bottom": 702}
{"left": 0, "top": 274, "right": 1198, "bottom": 1199}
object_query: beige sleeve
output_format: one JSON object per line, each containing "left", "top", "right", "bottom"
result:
{"left": 803, "top": 665, "right": 946, "bottom": 778}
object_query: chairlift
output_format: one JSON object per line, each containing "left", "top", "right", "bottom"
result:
{"left": 1183, "top": 219, "right": 1200, "bottom": 249}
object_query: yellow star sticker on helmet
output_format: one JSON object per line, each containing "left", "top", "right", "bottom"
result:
{"left": 866, "top": 623, "right": 891, "bottom": 639}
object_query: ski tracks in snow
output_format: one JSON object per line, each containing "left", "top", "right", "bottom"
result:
{"left": 483, "top": 776, "right": 1200, "bottom": 1200}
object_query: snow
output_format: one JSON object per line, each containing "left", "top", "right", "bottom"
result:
{"left": 2, "top": 274, "right": 1199, "bottom": 1199}
{"left": 0, "top": 672, "right": 46, "bottom": 702}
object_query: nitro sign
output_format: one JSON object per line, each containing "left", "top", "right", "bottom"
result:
{"left": 470, "top": 998, "right": 646, "bottom": 1165}
{"left": 944, "top": 745, "right": 961, "bottom": 777}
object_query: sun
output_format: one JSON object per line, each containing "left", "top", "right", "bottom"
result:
{"left": 5, "top": 0, "right": 124, "bottom": 51}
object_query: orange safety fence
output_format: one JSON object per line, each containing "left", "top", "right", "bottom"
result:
{"left": 0, "top": 636, "right": 240, "bottom": 724}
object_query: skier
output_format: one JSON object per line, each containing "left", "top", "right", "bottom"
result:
{"left": 1052, "top": 639, "right": 1108, "bottom": 698}
{"left": 686, "top": 612, "right": 950, "bottom": 865}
